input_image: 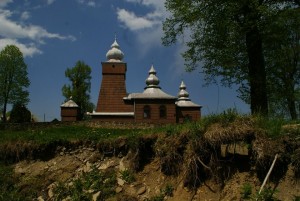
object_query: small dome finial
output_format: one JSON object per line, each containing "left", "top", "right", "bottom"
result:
{"left": 145, "top": 65, "right": 160, "bottom": 89}
{"left": 178, "top": 80, "right": 190, "bottom": 100}
{"left": 106, "top": 36, "right": 124, "bottom": 62}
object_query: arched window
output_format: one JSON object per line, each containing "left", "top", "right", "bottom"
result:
{"left": 159, "top": 105, "right": 167, "bottom": 118}
{"left": 143, "top": 105, "right": 151, "bottom": 118}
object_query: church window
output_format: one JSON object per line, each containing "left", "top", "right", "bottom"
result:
{"left": 143, "top": 105, "right": 151, "bottom": 118}
{"left": 159, "top": 105, "right": 167, "bottom": 118}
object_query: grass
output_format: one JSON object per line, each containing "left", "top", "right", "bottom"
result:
{"left": 0, "top": 124, "right": 143, "bottom": 144}
{"left": 0, "top": 162, "right": 28, "bottom": 201}
{"left": 0, "top": 112, "right": 300, "bottom": 200}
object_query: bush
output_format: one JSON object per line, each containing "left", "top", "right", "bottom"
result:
{"left": 10, "top": 103, "right": 31, "bottom": 123}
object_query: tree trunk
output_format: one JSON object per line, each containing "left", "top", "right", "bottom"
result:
{"left": 2, "top": 101, "right": 7, "bottom": 123}
{"left": 286, "top": 89, "right": 297, "bottom": 119}
{"left": 246, "top": 25, "right": 268, "bottom": 115}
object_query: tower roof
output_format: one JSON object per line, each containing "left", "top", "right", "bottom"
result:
{"left": 106, "top": 37, "right": 124, "bottom": 62}
{"left": 176, "top": 81, "right": 201, "bottom": 107}
{"left": 125, "top": 65, "right": 176, "bottom": 100}
{"left": 61, "top": 97, "right": 79, "bottom": 107}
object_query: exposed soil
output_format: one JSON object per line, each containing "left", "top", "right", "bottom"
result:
{"left": 2, "top": 120, "right": 300, "bottom": 200}
{"left": 12, "top": 142, "right": 300, "bottom": 201}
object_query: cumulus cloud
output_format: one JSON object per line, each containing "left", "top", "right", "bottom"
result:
{"left": 117, "top": 9, "right": 158, "bottom": 31}
{"left": 0, "top": 38, "right": 42, "bottom": 57}
{"left": 116, "top": 0, "right": 168, "bottom": 55}
{"left": 77, "top": 0, "right": 96, "bottom": 7}
{"left": 0, "top": 0, "right": 13, "bottom": 8}
{"left": 21, "top": 11, "right": 30, "bottom": 20}
{"left": 0, "top": 10, "right": 75, "bottom": 42}
{"left": 47, "top": 0, "right": 56, "bottom": 5}
{"left": 117, "top": 0, "right": 189, "bottom": 76}
{"left": 0, "top": 7, "right": 75, "bottom": 57}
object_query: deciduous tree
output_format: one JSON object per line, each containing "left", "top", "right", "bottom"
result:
{"left": 162, "top": 0, "right": 299, "bottom": 116}
{"left": 264, "top": 8, "right": 300, "bottom": 119}
{"left": 62, "top": 61, "right": 94, "bottom": 120}
{"left": 0, "top": 45, "right": 30, "bottom": 122}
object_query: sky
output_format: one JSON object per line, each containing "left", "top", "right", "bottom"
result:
{"left": 0, "top": 0, "right": 250, "bottom": 122}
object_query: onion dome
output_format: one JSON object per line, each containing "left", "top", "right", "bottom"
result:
{"left": 178, "top": 81, "right": 190, "bottom": 100}
{"left": 145, "top": 65, "right": 160, "bottom": 88}
{"left": 176, "top": 81, "right": 201, "bottom": 107}
{"left": 106, "top": 38, "right": 124, "bottom": 62}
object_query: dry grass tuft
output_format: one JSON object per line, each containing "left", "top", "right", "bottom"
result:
{"left": 204, "top": 118, "right": 256, "bottom": 147}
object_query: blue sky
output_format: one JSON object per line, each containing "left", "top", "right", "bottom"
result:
{"left": 0, "top": 0, "right": 249, "bottom": 121}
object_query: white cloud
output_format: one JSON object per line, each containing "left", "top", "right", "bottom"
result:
{"left": 87, "top": 1, "right": 96, "bottom": 7}
{"left": 47, "top": 0, "right": 55, "bottom": 5}
{"left": 77, "top": 0, "right": 96, "bottom": 7}
{"left": 0, "top": 38, "right": 42, "bottom": 57}
{"left": 116, "top": 0, "right": 168, "bottom": 53}
{"left": 0, "top": 10, "right": 75, "bottom": 42}
{"left": 21, "top": 11, "right": 30, "bottom": 20}
{"left": 0, "top": 0, "right": 13, "bottom": 8}
{"left": 117, "top": 8, "right": 158, "bottom": 31}
{"left": 0, "top": 8, "right": 75, "bottom": 57}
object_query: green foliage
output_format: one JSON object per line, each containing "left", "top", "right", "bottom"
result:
{"left": 120, "top": 169, "right": 136, "bottom": 183}
{"left": 147, "top": 184, "right": 174, "bottom": 201}
{"left": 62, "top": 60, "right": 94, "bottom": 120}
{"left": 264, "top": 8, "right": 300, "bottom": 120}
{"left": 162, "top": 0, "right": 300, "bottom": 116}
{"left": 294, "top": 196, "right": 300, "bottom": 201}
{"left": 0, "top": 45, "right": 30, "bottom": 122}
{"left": 255, "top": 186, "right": 279, "bottom": 201}
{"left": 0, "top": 163, "right": 28, "bottom": 201}
{"left": 162, "top": 183, "right": 174, "bottom": 197}
{"left": 241, "top": 183, "right": 252, "bottom": 199}
{"left": 200, "top": 108, "right": 241, "bottom": 129}
{"left": 254, "top": 116, "right": 287, "bottom": 138}
{"left": 0, "top": 124, "right": 142, "bottom": 144}
{"left": 53, "top": 167, "right": 116, "bottom": 201}
{"left": 10, "top": 103, "right": 31, "bottom": 123}
{"left": 148, "top": 194, "right": 164, "bottom": 201}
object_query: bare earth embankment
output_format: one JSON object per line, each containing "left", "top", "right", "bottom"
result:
{"left": 1, "top": 115, "right": 300, "bottom": 200}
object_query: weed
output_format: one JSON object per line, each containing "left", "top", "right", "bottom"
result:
{"left": 294, "top": 195, "right": 300, "bottom": 201}
{"left": 0, "top": 163, "right": 28, "bottom": 201}
{"left": 147, "top": 194, "right": 164, "bottom": 201}
{"left": 120, "top": 169, "right": 136, "bottom": 183}
{"left": 162, "top": 183, "right": 174, "bottom": 197}
{"left": 255, "top": 186, "right": 278, "bottom": 201}
{"left": 240, "top": 183, "right": 252, "bottom": 199}
{"left": 52, "top": 167, "right": 116, "bottom": 200}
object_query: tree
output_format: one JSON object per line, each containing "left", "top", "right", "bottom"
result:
{"left": 62, "top": 61, "right": 94, "bottom": 120}
{"left": 0, "top": 45, "right": 30, "bottom": 122}
{"left": 10, "top": 103, "right": 31, "bottom": 123}
{"left": 264, "top": 8, "right": 300, "bottom": 119}
{"left": 162, "top": 0, "right": 299, "bottom": 116}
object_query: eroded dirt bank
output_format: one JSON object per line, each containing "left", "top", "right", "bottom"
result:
{"left": 1, "top": 119, "right": 300, "bottom": 200}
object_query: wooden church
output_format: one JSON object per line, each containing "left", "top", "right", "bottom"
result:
{"left": 62, "top": 38, "right": 202, "bottom": 123}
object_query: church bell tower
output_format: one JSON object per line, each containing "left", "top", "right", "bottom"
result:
{"left": 95, "top": 38, "right": 132, "bottom": 113}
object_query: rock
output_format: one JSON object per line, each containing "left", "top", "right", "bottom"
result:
{"left": 137, "top": 186, "right": 146, "bottom": 195}
{"left": 47, "top": 183, "right": 56, "bottom": 198}
{"left": 37, "top": 196, "right": 45, "bottom": 201}
{"left": 119, "top": 158, "right": 126, "bottom": 171}
{"left": 116, "top": 187, "right": 123, "bottom": 193}
{"left": 62, "top": 196, "right": 71, "bottom": 201}
{"left": 117, "top": 178, "right": 125, "bottom": 186}
{"left": 83, "top": 162, "right": 92, "bottom": 173}
{"left": 48, "top": 188, "right": 54, "bottom": 198}
{"left": 93, "top": 191, "right": 101, "bottom": 201}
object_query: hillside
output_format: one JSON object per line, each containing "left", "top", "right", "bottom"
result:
{"left": 0, "top": 113, "right": 300, "bottom": 200}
